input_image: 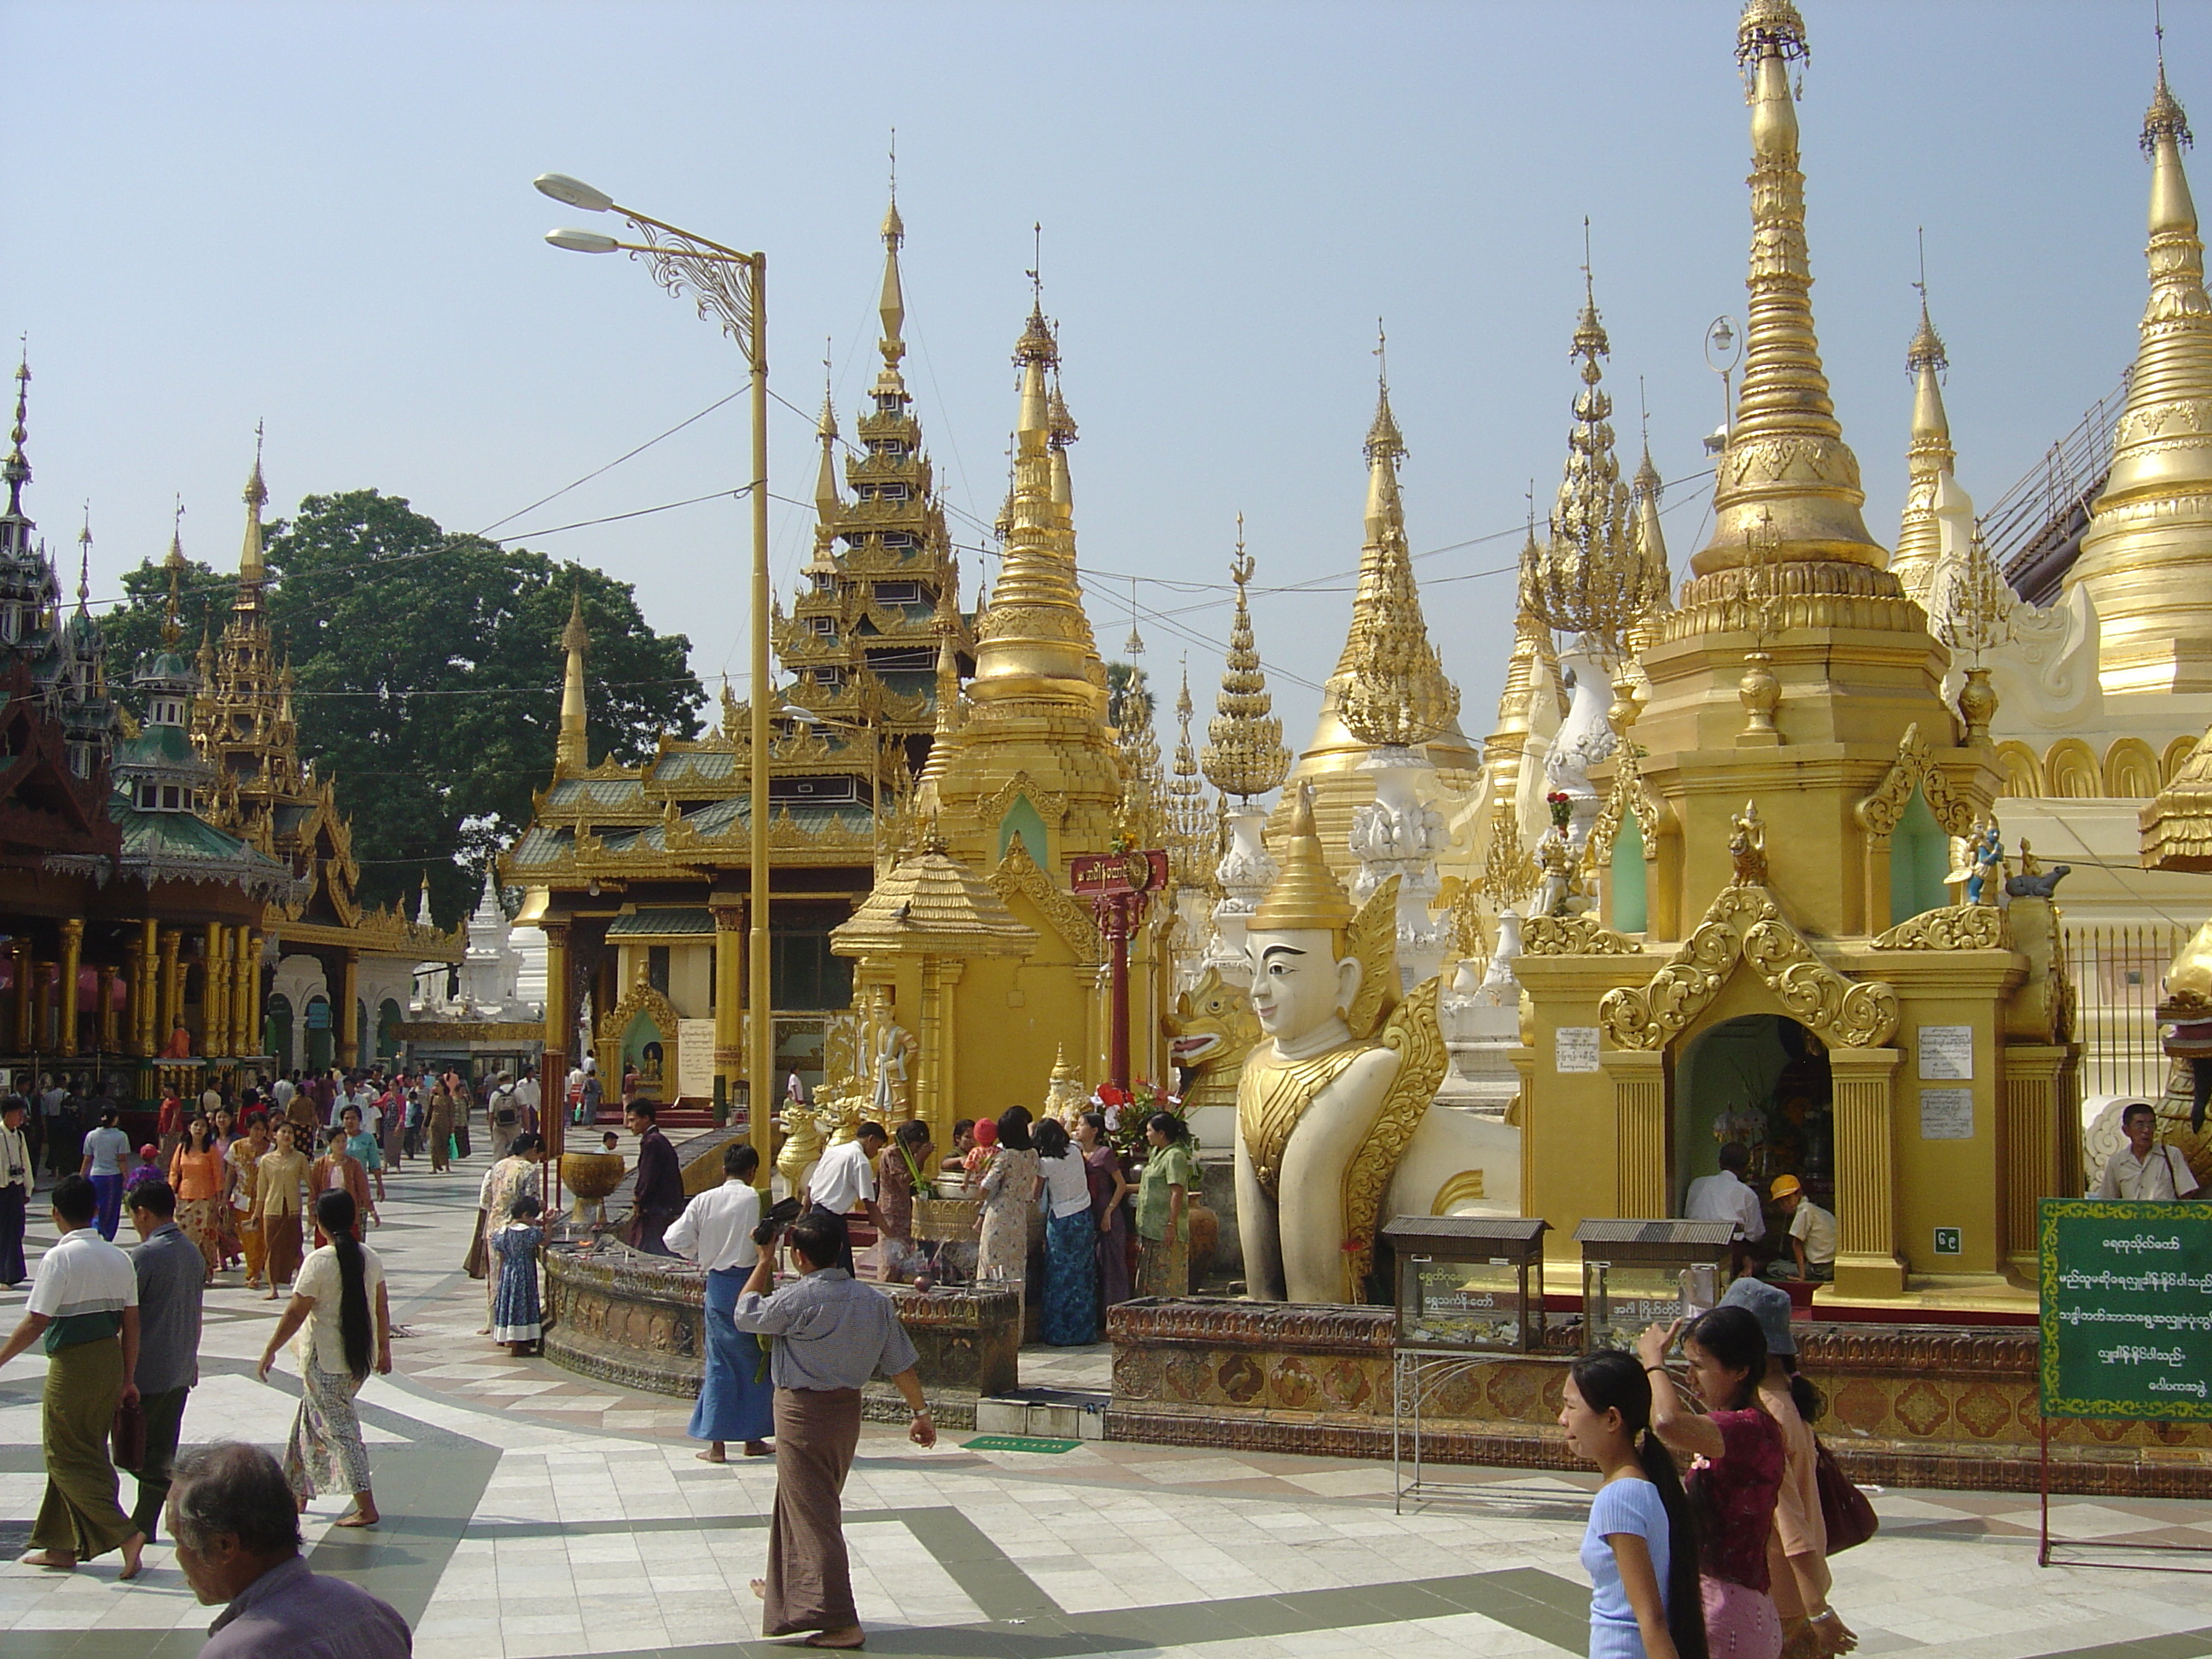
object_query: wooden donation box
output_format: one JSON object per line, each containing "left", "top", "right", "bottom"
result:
{"left": 1381, "top": 1216, "right": 1550, "bottom": 1353}
{"left": 1573, "top": 1220, "right": 1738, "bottom": 1353}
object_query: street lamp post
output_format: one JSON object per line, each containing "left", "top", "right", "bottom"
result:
{"left": 538, "top": 172, "right": 774, "bottom": 1181}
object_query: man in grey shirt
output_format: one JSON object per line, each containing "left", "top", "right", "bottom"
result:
{"left": 126, "top": 1179, "right": 206, "bottom": 1540}
{"left": 169, "top": 1441, "right": 410, "bottom": 1657}
{"left": 734, "top": 1209, "right": 934, "bottom": 1649}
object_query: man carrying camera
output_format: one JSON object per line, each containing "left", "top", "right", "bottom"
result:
{"left": 734, "top": 1208, "right": 934, "bottom": 1650}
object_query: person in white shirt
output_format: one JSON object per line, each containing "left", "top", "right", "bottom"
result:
{"left": 1685, "top": 1142, "right": 1767, "bottom": 1274}
{"left": 2094, "top": 1103, "right": 2203, "bottom": 1201}
{"left": 802, "top": 1124, "right": 888, "bottom": 1275}
{"left": 0, "top": 1173, "right": 147, "bottom": 1575}
{"left": 1766, "top": 1174, "right": 1837, "bottom": 1282}
{"left": 666, "top": 1142, "right": 773, "bottom": 1462}
{"left": 0, "top": 1094, "right": 30, "bottom": 1287}
{"left": 512, "top": 1069, "right": 541, "bottom": 1136}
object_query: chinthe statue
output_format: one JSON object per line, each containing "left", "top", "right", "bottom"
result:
{"left": 1235, "top": 783, "right": 1448, "bottom": 1305}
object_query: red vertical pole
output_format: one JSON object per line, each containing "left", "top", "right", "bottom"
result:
{"left": 1106, "top": 895, "right": 1132, "bottom": 1094}
{"left": 2039, "top": 1414, "right": 2051, "bottom": 1568}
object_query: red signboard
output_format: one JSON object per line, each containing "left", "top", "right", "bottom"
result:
{"left": 1069, "top": 849, "right": 1169, "bottom": 897}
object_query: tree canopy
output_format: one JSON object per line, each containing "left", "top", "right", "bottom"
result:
{"left": 103, "top": 489, "right": 703, "bottom": 923}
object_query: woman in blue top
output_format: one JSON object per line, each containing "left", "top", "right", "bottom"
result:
{"left": 1560, "top": 1348, "right": 1707, "bottom": 1659}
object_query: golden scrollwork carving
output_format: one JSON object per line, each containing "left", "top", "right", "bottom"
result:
{"left": 1598, "top": 886, "right": 1899, "bottom": 1051}
{"left": 1584, "top": 743, "right": 1666, "bottom": 873}
{"left": 1338, "top": 975, "right": 1448, "bottom": 1300}
{"left": 1854, "top": 722, "right": 1978, "bottom": 840}
{"left": 1343, "top": 876, "right": 1402, "bottom": 1040}
{"left": 1870, "top": 904, "right": 2011, "bottom": 952}
{"left": 987, "top": 837, "right": 1100, "bottom": 965}
{"left": 1521, "top": 914, "right": 1639, "bottom": 956}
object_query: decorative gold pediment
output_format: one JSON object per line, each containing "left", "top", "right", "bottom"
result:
{"left": 1521, "top": 913, "right": 1640, "bottom": 956}
{"left": 1585, "top": 742, "right": 1668, "bottom": 871}
{"left": 1871, "top": 903, "right": 2011, "bottom": 952}
{"left": 974, "top": 771, "right": 1068, "bottom": 835}
{"left": 597, "top": 967, "right": 683, "bottom": 1049}
{"left": 987, "top": 836, "right": 1098, "bottom": 964}
{"left": 1598, "top": 885, "right": 1899, "bottom": 1051}
{"left": 1854, "top": 722, "right": 1976, "bottom": 840}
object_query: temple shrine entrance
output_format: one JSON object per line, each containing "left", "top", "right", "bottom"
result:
{"left": 1674, "top": 1015, "right": 1835, "bottom": 1260}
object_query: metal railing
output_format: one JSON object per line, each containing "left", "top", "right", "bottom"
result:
{"left": 2063, "top": 919, "right": 2182, "bottom": 1099}
{"left": 1982, "top": 373, "right": 2128, "bottom": 606}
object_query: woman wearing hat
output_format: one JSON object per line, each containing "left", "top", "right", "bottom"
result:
{"left": 1719, "top": 1278, "right": 1857, "bottom": 1658}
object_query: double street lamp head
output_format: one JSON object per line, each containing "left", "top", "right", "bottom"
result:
{"left": 534, "top": 172, "right": 614, "bottom": 213}
{"left": 545, "top": 228, "right": 619, "bottom": 254}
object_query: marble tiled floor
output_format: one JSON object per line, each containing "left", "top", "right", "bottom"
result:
{"left": 3, "top": 1156, "right": 2210, "bottom": 1659}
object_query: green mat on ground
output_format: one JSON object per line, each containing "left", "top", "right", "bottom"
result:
{"left": 963, "top": 1434, "right": 1081, "bottom": 1453}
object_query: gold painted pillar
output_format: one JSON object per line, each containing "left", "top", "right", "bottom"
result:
{"left": 13, "top": 940, "right": 32, "bottom": 1051}
{"left": 1825, "top": 1045, "right": 1906, "bottom": 1299}
{"left": 32, "top": 962, "right": 53, "bottom": 1053}
{"left": 712, "top": 904, "right": 745, "bottom": 1117}
{"left": 203, "top": 926, "right": 230, "bottom": 1057}
{"left": 1602, "top": 1048, "right": 1670, "bottom": 1217}
{"left": 96, "top": 964, "right": 118, "bottom": 1053}
{"left": 917, "top": 959, "right": 964, "bottom": 1147}
{"left": 2000, "top": 1043, "right": 2081, "bottom": 1276}
{"left": 138, "top": 920, "right": 159, "bottom": 1055}
{"left": 58, "top": 919, "right": 83, "bottom": 1057}
{"left": 236, "top": 930, "right": 259, "bottom": 1057}
{"left": 158, "top": 929, "right": 183, "bottom": 1050}
{"left": 540, "top": 922, "right": 570, "bottom": 1169}
{"left": 337, "top": 952, "right": 359, "bottom": 1067}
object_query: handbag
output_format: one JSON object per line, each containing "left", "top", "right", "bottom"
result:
{"left": 112, "top": 1393, "right": 147, "bottom": 1473}
{"left": 1813, "top": 1437, "right": 1877, "bottom": 1553}
{"left": 463, "top": 1210, "right": 489, "bottom": 1279}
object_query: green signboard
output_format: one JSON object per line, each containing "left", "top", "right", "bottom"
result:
{"left": 2038, "top": 1199, "right": 2212, "bottom": 1422}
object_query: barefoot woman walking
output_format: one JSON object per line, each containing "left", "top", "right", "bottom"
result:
{"left": 257, "top": 1190, "right": 390, "bottom": 1528}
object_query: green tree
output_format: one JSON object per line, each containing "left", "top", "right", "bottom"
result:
{"left": 107, "top": 489, "right": 703, "bottom": 923}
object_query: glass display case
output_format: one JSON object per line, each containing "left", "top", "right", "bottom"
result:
{"left": 1572, "top": 1219, "right": 1738, "bottom": 1353}
{"left": 1380, "top": 1216, "right": 1549, "bottom": 1353}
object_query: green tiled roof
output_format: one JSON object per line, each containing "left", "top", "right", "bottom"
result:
{"left": 544, "top": 776, "right": 645, "bottom": 807}
{"left": 108, "top": 798, "right": 298, "bottom": 896}
{"left": 607, "top": 908, "right": 715, "bottom": 937}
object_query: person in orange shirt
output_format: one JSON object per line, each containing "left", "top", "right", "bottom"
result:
{"left": 166, "top": 1115, "right": 229, "bottom": 1276}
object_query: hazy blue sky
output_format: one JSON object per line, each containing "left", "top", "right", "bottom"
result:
{"left": 3, "top": 0, "right": 2195, "bottom": 754}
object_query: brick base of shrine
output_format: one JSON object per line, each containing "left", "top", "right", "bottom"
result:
{"left": 543, "top": 1243, "right": 1021, "bottom": 1429}
{"left": 1105, "top": 1297, "right": 2212, "bottom": 1499}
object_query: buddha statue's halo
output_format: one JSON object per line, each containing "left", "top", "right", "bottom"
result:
{"left": 1249, "top": 780, "right": 1354, "bottom": 941}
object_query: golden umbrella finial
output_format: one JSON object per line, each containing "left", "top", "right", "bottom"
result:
{"left": 1251, "top": 781, "right": 1354, "bottom": 940}
{"left": 1202, "top": 516, "right": 1289, "bottom": 803}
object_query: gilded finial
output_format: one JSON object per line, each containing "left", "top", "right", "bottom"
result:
{"left": 1365, "top": 320, "right": 1406, "bottom": 463}
{"left": 1204, "top": 518, "right": 1290, "bottom": 803}
{"left": 161, "top": 497, "right": 186, "bottom": 649}
{"left": 1340, "top": 375, "right": 1458, "bottom": 752}
{"left": 814, "top": 341, "right": 842, "bottom": 525}
{"left": 3, "top": 347, "right": 29, "bottom": 516}
{"left": 1166, "top": 657, "right": 1214, "bottom": 888}
{"left": 556, "top": 575, "right": 589, "bottom": 773}
{"left": 1123, "top": 577, "right": 1144, "bottom": 658}
{"left": 878, "top": 157, "right": 907, "bottom": 372}
{"left": 1633, "top": 378, "right": 1662, "bottom": 504}
{"left": 2147, "top": 49, "right": 2193, "bottom": 156}
{"left": 1250, "top": 781, "right": 1355, "bottom": 938}
{"left": 76, "top": 510, "right": 91, "bottom": 614}
{"left": 1906, "top": 232, "right": 1947, "bottom": 374}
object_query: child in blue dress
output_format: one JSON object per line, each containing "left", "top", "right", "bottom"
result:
{"left": 1559, "top": 1348, "right": 1708, "bottom": 1659}
{"left": 491, "top": 1192, "right": 544, "bottom": 1354}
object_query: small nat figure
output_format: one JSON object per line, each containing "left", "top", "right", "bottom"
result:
{"left": 1728, "top": 801, "right": 1767, "bottom": 886}
{"left": 1965, "top": 818, "right": 2006, "bottom": 906}
{"left": 491, "top": 1192, "right": 544, "bottom": 1355}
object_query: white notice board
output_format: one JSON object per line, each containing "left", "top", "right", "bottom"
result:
{"left": 1556, "top": 1027, "right": 1600, "bottom": 1074}
{"left": 1919, "top": 1087, "right": 1976, "bottom": 1140}
{"left": 1918, "top": 1025, "right": 1975, "bottom": 1080}
{"left": 676, "top": 1018, "right": 718, "bottom": 1101}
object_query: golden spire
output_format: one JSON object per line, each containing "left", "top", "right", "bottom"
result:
{"left": 161, "top": 498, "right": 186, "bottom": 648}
{"left": 3, "top": 350, "right": 28, "bottom": 522}
{"left": 1166, "top": 661, "right": 1214, "bottom": 888}
{"left": 1631, "top": 399, "right": 1674, "bottom": 630}
{"left": 239, "top": 420, "right": 269, "bottom": 593}
{"left": 812, "top": 349, "right": 841, "bottom": 527}
{"left": 965, "top": 295, "right": 1101, "bottom": 710}
{"left": 1203, "top": 519, "right": 1289, "bottom": 803}
{"left": 1251, "top": 780, "right": 1354, "bottom": 939}
{"left": 878, "top": 171, "right": 906, "bottom": 377}
{"left": 556, "top": 578, "right": 589, "bottom": 773}
{"left": 1526, "top": 254, "right": 1653, "bottom": 661}
{"left": 1338, "top": 331, "right": 1459, "bottom": 750}
{"left": 1890, "top": 266, "right": 1954, "bottom": 606}
{"left": 2069, "top": 52, "right": 2212, "bottom": 694}
{"left": 1693, "top": 1, "right": 1882, "bottom": 576}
